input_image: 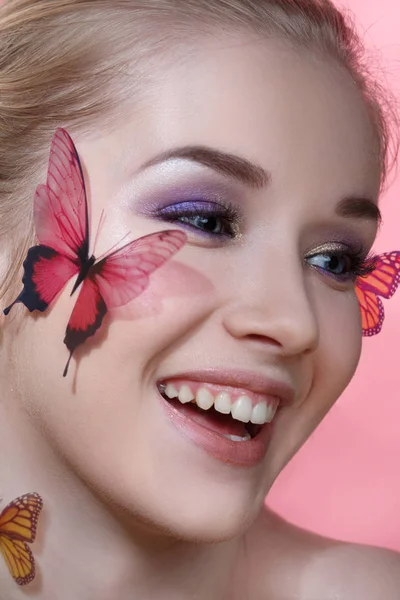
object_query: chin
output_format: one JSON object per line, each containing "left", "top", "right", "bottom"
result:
{"left": 131, "top": 502, "right": 260, "bottom": 544}
{"left": 95, "top": 473, "right": 264, "bottom": 544}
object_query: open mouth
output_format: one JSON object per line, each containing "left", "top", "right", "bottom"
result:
{"left": 157, "top": 380, "right": 280, "bottom": 442}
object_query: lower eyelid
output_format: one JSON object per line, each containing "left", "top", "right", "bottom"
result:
{"left": 306, "top": 263, "right": 354, "bottom": 286}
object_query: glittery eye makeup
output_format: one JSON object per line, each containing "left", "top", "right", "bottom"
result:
{"left": 305, "top": 241, "right": 376, "bottom": 282}
{"left": 153, "top": 199, "right": 241, "bottom": 238}
{"left": 134, "top": 170, "right": 245, "bottom": 240}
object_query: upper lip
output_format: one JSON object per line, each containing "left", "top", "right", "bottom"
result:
{"left": 158, "top": 368, "right": 295, "bottom": 404}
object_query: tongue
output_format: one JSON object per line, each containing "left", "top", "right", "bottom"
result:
{"left": 170, "top": 399, "right": 248, "bottom": 438}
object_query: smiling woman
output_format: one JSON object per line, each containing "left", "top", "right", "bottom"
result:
{"left": 0, "top": 0, "right": 399, "bottom": 599}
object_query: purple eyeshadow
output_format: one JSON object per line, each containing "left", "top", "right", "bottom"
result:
{"left": 157, "top": 200, "right": 220, "bottom": 215}
{"left": 137, "top": 177, "right": 239, "bottom": 216}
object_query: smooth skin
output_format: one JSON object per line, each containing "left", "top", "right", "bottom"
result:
{"left": 0, "top": 35, "right": 399, "bottom": 599}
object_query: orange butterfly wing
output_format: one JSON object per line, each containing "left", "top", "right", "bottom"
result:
{"left": 356, "top": 251, "right": 400, "bottom": 336}
{"left": 0, "top": 492, "right": 43, "bottom": 585}
{"left": 355, "top": 285, "right": 384, "bottom": 335}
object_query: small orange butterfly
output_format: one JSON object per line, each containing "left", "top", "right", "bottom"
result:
{"left": 0, "top": 492, "right": 43, "bottom": 585}
{"left": 356, "top": 251, "right": 400, "bottom": 336}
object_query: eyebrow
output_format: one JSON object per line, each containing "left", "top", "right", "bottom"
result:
{"left": 139, "top": 145, "right": 382, "bottom": 225}
{"left": 336, "top": 196, "right": 382, "bottom": 226}
{"left": 139, "top": 145, "right": 270, "bottom": 188}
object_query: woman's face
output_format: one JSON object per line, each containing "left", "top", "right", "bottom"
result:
{"left": 4, "top": 36, "right": 380, "bottom": 541}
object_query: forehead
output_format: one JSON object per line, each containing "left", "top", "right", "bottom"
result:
{"left": 114, "top": 35, "right": 381, "bottom": 203}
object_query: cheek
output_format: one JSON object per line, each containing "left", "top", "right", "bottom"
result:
{"left": 112, "top": 258, "right": 215, "bottom": 322}
{"left": 266, "top": 290, "right": 362, "bottom": 483}
{"left": 302, "top": 287, "right": 362, "bottom": 430}
{"left": 9, "top": 258, "right": 217, "bottom": 421}
{"left": 319, "top": 289, "right": 362, "bottom": 387}
{"left": 5, "top": 260, "right": 222, "bottom": 504}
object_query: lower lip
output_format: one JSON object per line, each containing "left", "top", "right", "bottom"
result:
{"left": 158, "top": 392, "right": 274, "bottom": 467}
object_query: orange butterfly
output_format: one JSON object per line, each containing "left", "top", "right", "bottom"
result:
{"left": 356, "top": 251, "right": 400, "bottom": 336}
{"left": 0, "top": 492, "right": 43, "bottom": 585}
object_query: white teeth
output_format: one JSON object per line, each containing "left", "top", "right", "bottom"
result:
{"left": 161, "top": 381, "right": 280, "bottom": 426}
{"left": 214, "top": 392, "right": 232, "bottom": 414}
{"left": 196, "top": 388, "right": 214, "bottom": 410}
{"left": 231, "top": 395, "right": 253, "bottom": 423}
{"left": 265, "top": 402, "right": 278, "bottom": 423}
{"left": 251, "top": 401, "right": 268, "bottom": 425}
{"left": 178, "top": 385, "right": 195, "bottom": 404}
{"left": 223, "top": 433, "right": 251, "bottom": 442}
{"left": 165, "top": 383, "right": 178, "bottom": 399}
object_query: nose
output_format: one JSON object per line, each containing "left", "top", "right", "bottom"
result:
{"left": 222, "top": 256, "right": 319, "bottom": 357}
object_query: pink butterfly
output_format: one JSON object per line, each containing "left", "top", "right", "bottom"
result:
{"left": 4, "top": 128, "right": 187, "bottom": 376}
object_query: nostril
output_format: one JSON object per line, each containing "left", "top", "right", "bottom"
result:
{"left": 245, "top": 333, "right": 282, "bottom": 346}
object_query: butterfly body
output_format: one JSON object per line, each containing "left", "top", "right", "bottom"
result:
{"left": 3, "top": 128, "right": 187, "bottom": 376}
{"left": 70, "top": 253, "right": 96, "bottom": 295}
{"left": 0, "top": 493, "right": 43, "bottom": 586}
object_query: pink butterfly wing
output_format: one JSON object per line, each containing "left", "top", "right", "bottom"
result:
{"left": 62, "top": 277, "right": 106, "bottom": 376}
{"left": 29, "top": 251, "right": 79, "bottom": 307}
{"left": 4, "top": 246, "right": 79, "bottom": 315}
{"left": 92, "top": 230, "right": 187, "bottom": 308}
{"left": 62, "top": 229, "right": 187, "bottom": 376}
{"left": 355, "top": 251, "right": 400, "bottom": 336}
{"left": 34, "top": 128, "right": 89, "bottom": 261}
{"left": 4, "top": 129, "right": 86, "bottom": 316}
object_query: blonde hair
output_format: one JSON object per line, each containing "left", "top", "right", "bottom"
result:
{"left": 0, "top": 0, "right": 396, "bottom": 302}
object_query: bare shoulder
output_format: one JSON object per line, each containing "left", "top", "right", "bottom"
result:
{"left": 244, "top": 506, "right": 400, "bottom": 600}
{"left": 299, "top": 537, "right": 400, "bottom": 600}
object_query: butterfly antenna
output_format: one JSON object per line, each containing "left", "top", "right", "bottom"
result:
{"left": 63, "top": 352, "right": 73, "bottom": 377}
{"left": 96, "top": 231, "right": 131, "bottom": 262}
{"left": 92, "top": 210, "right": 106, "bottom": 257}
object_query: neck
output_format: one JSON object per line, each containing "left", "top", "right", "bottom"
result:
{"left": 0, "top": 384, "right": 245, "bottom": 600}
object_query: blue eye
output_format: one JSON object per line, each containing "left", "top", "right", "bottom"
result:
{"left": 177, "top": 214, "right": 232, "bottom": 235}
{"left": 306, "top": 249, "right": 370, "bottom": 281}
{"left": 156, "top": 200, "right": 239, "bottom": 238}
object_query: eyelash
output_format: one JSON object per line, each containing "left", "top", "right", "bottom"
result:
{"left": 156, "top": 200, "right": 240, "bottom": 238}
{"left": 305, "top": 249, "right": 376, "bottom": 282}
{"left": 155, "top": 200, "right": 375, "bottom": 281}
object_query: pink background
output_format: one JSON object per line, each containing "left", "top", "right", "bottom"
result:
{"left": 267, "top": 0, "right": 400, "bottom": 552}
